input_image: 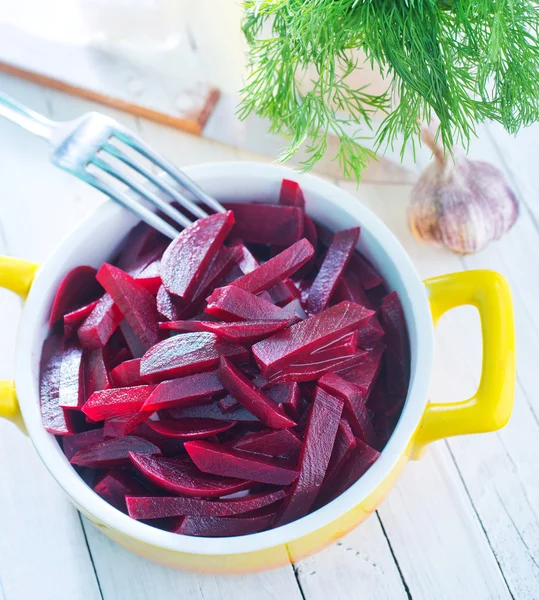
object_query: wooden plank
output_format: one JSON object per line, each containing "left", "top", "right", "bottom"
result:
{"left": 0, "top": 24, "right": 219, "bottom": 135}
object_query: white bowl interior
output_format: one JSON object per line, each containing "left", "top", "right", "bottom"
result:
{"left": 16, "top": 162, "right": 434, "bottom": 555}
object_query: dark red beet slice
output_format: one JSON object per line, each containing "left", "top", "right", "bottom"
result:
{"left": 318, "top": 373, "right": 377, "bottom": 446}
{"left": 78, "top": 294, "right": 123, "bottom": 350}
{"left": 356, "top": 318, "right": 385, "bottom": 349}
{"left": 58, "top": 341, "right": 84, "bottom": 410}
{"left": 185, "top": 441, "right": 298, "bottom": 485}
{"left": 64, "top": 300, "right": 99, "bottom": 339}
{"left": 161, "top": 211, "right": 235, "bottom": 301}
{"left": 70, "top": 435, "right": 161, "bottom": 468}
{"left": 49, "top": 266, "right": 103, "bottom": 327}
{"left": 379, "top": 292, "right": 410, "bottom": 396}
{"left": 324, "top": 438, "right": 380, "bottom": 502}
{"left": 140, "top": 332, "right": 249, "bottom": 384}
{"left": 83, "top": 385, "right": 153, "bottom": 421}
{"left": 141, "top": 371, "right": 224, "bottom": 412}
{"left": 111, "top": 359, "right": 143, "bottom": 387}
{"left": 275, "top": 387, "right": 343, "bottom": 526}
{"left": 167, "top": 401, "right": 260, "bottom": 423}
{"left": 265, "top": 382, "right": 300, "bottom": 417}
{"left": 252, "top": 301, "right": 374, "bottom": 378}
{"left": 233, "top": 242, "right": 260, "bottom": 274}
{"left": 351, "top": 254, "right": 383, "bottom": 290}
{"left": 117, "top": 222, "right": 160, "bottom": 271}
{"left": 232, "top": 428, "right": 301, "bottom": 460}
{"left": 97, "top": 263, "right": 159, "bottom": 352}
{"left": 231, "top": 240, "right": 314, "bottom": 295}
{"left": 175, "top": 513, "right": 276, "bottom": 537}
{"left": 324, "top": 418, "right": 356, "bottom": 485}
{"left": 126, "top": 489, "right": 285, "bottom": 520}
{"left": 84, "top": 348, "right": 111, "bottom": 401}
{"left": 156, "top": 285, "right": 187, "bottom": 321}
{"left": 129, "top": 453, "right": 252, "bottom": 497}
{"left": 94, "top": 471, "right": 146, "bottom": 512}
{"left": 118, "top": 320, "right": 145, "bottom": 359}
{"left": 147, "top": 418, "right": 236, "bottom": 439}
{"left": 127, "top": 424, "right": 187, "bottom": 455}
{"left": 305, "top": 228, "right": 360, "bottom": 315}
{"left": 310, "top": 331, "right": 358, "bottom": 360}
{"left": 40, "top": 335, "right": 76, "bottom": 435}
{"left": 63, "top": 428, "right": 104, "bottom": 460}
{"left": 269, "top": 279, "right": 300, "bottom": 306}
{"left": 103, "top": 411, "right": 151, "bottom": 437}
{"left": 218, "top": 357, "right": 295, "bottom": 429}
{"left": 134, "top": 259, "right": 161, "bottom": 294}
{"left": 218, "top": 395, "right": 239, "bottom": 413}
{"left": 191, "top": 246, "right": 241, "bottom": 303}
{"left": 224, "top": 203, "right": 304, "bottom": 246}
{"left": 205, "top": 286, "right": 291, "bottom": 322}
{"left": 108, "top": 346, "right": 132, "bottom": 370}
{"left": 337, "top": 345, "right": 384, "bottom": 400}
{"left": 279, "top": 179, "right": 305, "bottom": 208}
{"left": 159, "top": 319, "right": 289, "bottom": 344}
{"left": 333, "top": 270, "right": 373, "bottom": 309}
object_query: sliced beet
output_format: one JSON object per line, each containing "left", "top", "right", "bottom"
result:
{"left": 49, "top": 266, "right": 103, "bottom": 327}
{"left": 118, "top": 320, "right": 146, "bottom": 359}
{"left": 185, "top": 441, "right": 298, "bottom": 486}
{"left": 111, "top": 359, "right": 143, "bottom": 387}
{"left": 140, "top": 332, "right": 249, "bottom": 383}
{"left": 218, "top": 357, "right": 295, "bottom": 429}
{"left": 265, "top": 382, "right": 300, "bottom": 417}
{"left": 64, "top": 300, "right": 99, "bottom": 339}
{"left": 159, "top": 319, "right": 289, "bottom": 344}
{"left": 40, "top": 335, "right": 76, "bottom": 435}
{"left": 231, "top": 239, "right": 314, "bottom": 295}
{"left": 103, "top": 411, "right": 150, "bottom": 437}
{"left": 84, "top": 348, "right": 111, "bottom": 401}
{"left": 269, "top": 279, "right": 300, "bottom": 306}
{"left": 233, "top": 242, "right": 260, "bottom": 274}
{"left": 279, "top": 179, "right": 305, "bottom": 208}
{"left": 134, "top": 259, "right": 161, "bottom": 294}
{"left": 175, "top": 513, "right": 276, "bottom": 537}
{"left": 161, "top": 211, "right": 235, "bottom": 301}
{"left": 205, "top": 286, "right": 291, "bottom": 322}
{"left": 324, "top": 418, "right": 356, "bottom": 485}
{"left": 232, "top": 428, "right": 301, "bottom": 460}
{"left": 156, "top": 285, "right": 187, "bottom": 321}
{"left": 78, "top": 294, "right": 123, "bottom": 350}
{"left": 356, "top": 318, "right": 385, "bottom": 349}
{"left": 379, "top": 292, "right": 410, "bottom": 396}
{"left": 275, "top": 387, "right": 343, "bottom": 526}
{"left": 126, "top": 489, "right": 285, "bottom": 520}
{"left": 70, "top": 435, "right": 161, "bottom": 468}
{"left": 58, "top": 341, "right": 84, "bottom": 410}
{"left": 83, "top": 385, "right": 153, "bottom": 421}
{"left": 218, "top": 395, "right": 239, "bottom": 413}
{"left": 94, "top": 471, "right": 147, "bottom": 512}
{"left": 305, "top": 228, "right": 360, "bottom": 315}
{"left": 63, "top": 428, "right": 104, "bottom": 460}
{"left": 97, "top": 263, "right": 159, "bottom": 352}
{"left": 224, "top": 203, "right": 304, "bottom": 246}
{"left": 147, "top": 418, "right": 236, "bottom": 439}
{"left": 167, "top": 401, "right": 260, "bottom": 423}
{"left": 191, "top": 246, "right": 241, "bottom": 304}
{"left": 333, "top": 270, "right": 373, "bottom": 309}
{"left": 318, "top": 373, "right": 377, "bottom": 446}
{"left": 310, "top": 331, "right": 358, "bottom": 360}
{"left": 351, "top": 254, "right": 383, "bottom": 290}
{"left": 337, "top": 345, "right": 384, "bottom": 400}
{"left": 252, "top": 301, "right": 374, "bottom": 378}
{"left": 129, "top": 453, "right": 252, "bottom": 497}
{"left": 117, "top": 222, "right": 160, "bottom": 271}
{"left": 141, "top": 371, "right": 224, "bottom": 412}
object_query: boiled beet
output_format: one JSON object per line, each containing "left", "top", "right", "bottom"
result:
{"left": 275, "top": 387, "right": 343, "bottom": 526}
{"left": 337, "top": 345, "right": 384, "bottom": 400}
{"left": 279, "top": 179, "right": 305, "bottom": 208}
{"left": 205, "top": 286, "right": 291, "bottom": 322}
{"left": 167, "top": 400, "right": 260, "bottom": 423}
{"left": 103, "top": 411, "right": 150, "bottom": 436}
{"left": 129, "top": 453, "right": 252, "bottom": 496}
{"left": 350, "top": 254, "right": 383, "bottom": 290}
{"left": 147, "top": 418, "right": 236, "bottom": 439}
{"left": 324, "top": 418, "right": 356, "bottom": 486}
{"left": 84, "top": 348, "right": 111, "bottom": 401}
{"left": 126, "top": 489, "right": 286, "bottom": 520}
{"left": 265, "top": 381, "right": 300, "bottom": 417}
{"left": 78, "top": 294, "right": 123, "bottom": 350}
{"left": 49, "top": 266, "right": 103, "bottom": 327}
{"left": 232, "top": 428, "right": 301, "bottom": 460}
{"left": 156, "top": 285, "right": 187, "bottom": 321}
{"left": 191, "top": 246, "right": 241, "bottom": 303}
{"left": 83, "top": 385, "right": 153, "bottom": 421}
{"left": 64, "top": 300, "right": 99, "bottom": 339}
{"left": 94, "top": 471, "right": 147, "bottom": 512}
{"left": 161, "top": 211, "right": 234, "bottom": 300}
{"left": 58, "top": 341, "right": 84, "bottom": 410}
{"left": 110, "top": 359, "right": 143, "bottom": 387}
{"left": 305, "top": 228, "right": 360, "bottom": 315}
{"left": 379, "top": 292, "right": 410, "bottom": 397}
{"left": 159, "top": 319, "right": 289, "bottom": 344}
{"left": 70, "top": 435, "right": 161, "bottom": 468}
{"left": 224, "top": 203, "right": 304, "bottom": 246}
{"left": 63, "top": 428, "right": 104, "bottom": 460}
{"left": 175, "top": 513, "right": 276, "bottom": 537}
{"left": 134, "top": 259, "right": 161, "bottom": 294}
{"left": 184, "top": 441, "right": 298, "bottom": 485}
{"left": 140, "top": 332, "right": 249, "bottom": 384}
{"left": 218, "top": 357, "right": 296, "bottom": 429}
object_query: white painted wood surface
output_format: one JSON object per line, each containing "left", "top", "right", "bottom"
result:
{"left": 0, "top": 72, "right": 538, "bottom": 599}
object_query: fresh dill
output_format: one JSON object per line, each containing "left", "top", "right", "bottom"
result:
{"left": 238, "top": 0, "right": 539, "bottom": 181}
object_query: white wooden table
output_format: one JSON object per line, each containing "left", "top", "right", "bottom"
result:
{"left": 0, "top": 72, "right": 538, "bottom": 600}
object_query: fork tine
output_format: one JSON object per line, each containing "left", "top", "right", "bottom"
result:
{"left": 113, "top": 130, "right": 227, "bottom": 215}
{"left": 92, "top": 156, "right": 193, "bottom": 231}
{"left": 102, "top": 142, "right": 209, "bottom": 220}
{"left": 83, "top": 169, "right": 182, "bottom": 240}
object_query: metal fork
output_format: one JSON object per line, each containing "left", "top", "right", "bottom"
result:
{"left": 0, "top": 92, "right": 226, "bottom": 239}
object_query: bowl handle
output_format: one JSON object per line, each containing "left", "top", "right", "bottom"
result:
{"left": 412, "top": 270, "right": 515, "bottom": 459}
{"left": 0, "top": 256, "right": 39, "bottom": 433}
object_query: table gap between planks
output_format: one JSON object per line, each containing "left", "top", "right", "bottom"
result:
{"left": 0, "top": 72, "right": 537, "bottom": 600}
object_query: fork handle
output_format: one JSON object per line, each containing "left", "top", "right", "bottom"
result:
{"left": 0, "top": 92, "right": 54, "bottom": 140}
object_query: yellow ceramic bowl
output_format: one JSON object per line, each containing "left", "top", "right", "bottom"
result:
{"left": 0, "top": 162, "right": 515, "bottom": 573}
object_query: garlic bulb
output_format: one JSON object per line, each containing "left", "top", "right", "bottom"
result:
{"left": 408, "top": 129, "right": 518, "bottom": 254}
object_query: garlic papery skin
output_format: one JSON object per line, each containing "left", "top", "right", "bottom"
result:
{"left": 408, "top": 132, "right": 519, "bottom": 254}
